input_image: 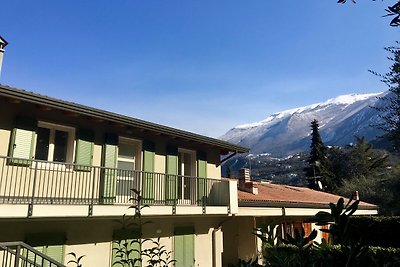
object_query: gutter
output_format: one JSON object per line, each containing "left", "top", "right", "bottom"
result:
{"left": 238, "top": 200, "right": 378, "bottom": 210}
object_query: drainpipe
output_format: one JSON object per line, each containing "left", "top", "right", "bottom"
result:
{"left": 212, "top": 217, "right": 233, "bottom": 267}
{"left": 212, "top": 226, "right": 221, "bottom": 267}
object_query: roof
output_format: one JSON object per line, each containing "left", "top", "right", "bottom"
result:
{"left": 0, "top": 84, "right": 249, "bottom": 154}
{"left": 237, "top": 181, "right": 377, "bottom": 210}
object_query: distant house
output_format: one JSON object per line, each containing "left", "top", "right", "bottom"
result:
{"left": 222, "top": 172, "right": 378, "bottom": 265}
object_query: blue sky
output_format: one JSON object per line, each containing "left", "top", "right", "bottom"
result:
{"left": 1, "top": 0, "right": 398, "bottom": 137}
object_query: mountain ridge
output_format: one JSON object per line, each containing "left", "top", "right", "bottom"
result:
{"left": 220, "top": 92, "right": 387, "bottom": 157}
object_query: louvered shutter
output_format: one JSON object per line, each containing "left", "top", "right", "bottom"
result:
{"left": 8, "top": 116, "right": 36, "bottom": 166}
{"left": 197, "top": 151, "right": 207, "bottom": 205}
{"left": 174, "top": 227, "right": 195, "bottom": 267}
{"left": 166, "top": 145, "right": 178, "bottom": 205}
{"left": 142, "top": 140, "right": 155, "bottom": 205}
{"left": 74, "top": 129, "right": 94, "bottom": 171}
{"left": 112, "top": 229, "right": 141, "bottom": 267}
{"left": 24, "top": 233, "right": 65, "bottom": 266}
{"left": 44, "top": 244, "right": 64, "bottom": 266}
{"left": 102, "top": 134, "right": 118, "bottom": 204}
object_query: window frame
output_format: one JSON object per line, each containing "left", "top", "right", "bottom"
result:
{"left": 178, "top": 148, "right": 196, "bottom": 177}
{"left": 33, "top": 121, "right": 76, "bottom": 164}
{"left": 118, "top": 136, "right": 142, "bottom": 171}
{"left": 115, "top": 137, "right": 142, "bottom": 198}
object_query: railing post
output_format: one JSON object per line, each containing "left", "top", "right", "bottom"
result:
{"left": 89, "top": 167, "right": 96, "bottom": 216}
{"left": 14, "top": 244, "right": 20, "bottom": 267}
{"left": 28, "top": 160, "right": 38, "bottom": 217}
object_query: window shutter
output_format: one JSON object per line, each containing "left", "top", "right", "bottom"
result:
{"left": 166, "top": 145, "right": 178, "bottom": 205}
{"left": 74, "top": 129, "right": 94, "bottom": 171}
{"left": 102, "top": 134, "right": 118, "bottom": 204}
{"left": 197, "top": 151, "right": 207, "bottom": 205}
{"left": 24, "top": 233, "right": 65, "bottom": 266}
{"left": 174, "top": 227, "right": 195, "bottom": 267}
{"left": 112, "top": 229, "right": 141, "bottom": 267}
{"left": 8, "top": 116, "right": 37, "bottom": 166}
{"left": 44, "top": 244, "right": 64, "bottom": 266}
{"left": 142, "top": 140, "right": 155, "bottom": 204}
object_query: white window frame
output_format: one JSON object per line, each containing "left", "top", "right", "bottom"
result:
{"left": 33, "top": 121, "right": 76, "bottom": 164}
{"left": 178, "top": 148, "right": 196, "bottom": 177}
{"left": 177, "top": 148, "right": 196, "bottom": 204}
{"left": 118, "top": 136, "right": 142, "bottom": 171}
{"left": 114, "top": 137, "right": 142, "bottom": 201}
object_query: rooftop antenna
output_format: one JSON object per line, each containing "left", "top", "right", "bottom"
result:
{"left": 0, "top": 35, "right": 9, "bottom": 80}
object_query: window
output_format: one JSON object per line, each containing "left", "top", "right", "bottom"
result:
{"left": 177, "top": 149, "right": 196, "bottom": 203}
{"left": 34, "top": 122, "right": 75, "bottom": 163}
{"left": 116, "top": 137, "right": 142, "bottom": 197}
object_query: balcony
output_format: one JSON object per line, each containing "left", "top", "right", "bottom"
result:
{"left": 0, "top": 156, "right": 233, "bottom": 217}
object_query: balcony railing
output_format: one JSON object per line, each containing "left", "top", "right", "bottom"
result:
{"left": 0, "top": 241, "right": 65, "bottom": 267}
{"left": 0, "top": 156, "right": 230, "bottom": 208}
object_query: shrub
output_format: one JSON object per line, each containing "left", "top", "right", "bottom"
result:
{"left": 347, "top": 216, "right": 400, "bottom": 247}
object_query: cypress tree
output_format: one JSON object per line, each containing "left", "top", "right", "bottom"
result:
{"left": 305, "top": 119, "right": 332, "bottom": 190}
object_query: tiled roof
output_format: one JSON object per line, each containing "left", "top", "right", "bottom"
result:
{"left": 237, "top": 181, "right": 377, "bottom": 209}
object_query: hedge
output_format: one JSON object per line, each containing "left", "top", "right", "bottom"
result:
{"left": 262, "top": 245, "right": 400, "bottom": 267}
{"left": 347, "top": 216, "right": 400, "bottom": 247}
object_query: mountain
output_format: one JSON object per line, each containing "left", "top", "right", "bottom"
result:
{"left": 220, "top": 92, "right": 387, "bottom": 157}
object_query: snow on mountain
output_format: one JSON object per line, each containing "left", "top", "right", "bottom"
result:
{"left": 220, "top": 92, "right": 387, "bottom": 157}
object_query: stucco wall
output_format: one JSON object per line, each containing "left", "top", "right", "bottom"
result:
{"left": 0, "top": 215, "right": 226, "bottom": 267}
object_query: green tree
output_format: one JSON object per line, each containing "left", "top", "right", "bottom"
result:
{"left": 371, "top": 44, "right": 400, "bottom": 152}
{"left": 305, "top": 119, "right": 333, "bottom": 190}
{"left": 338, "top": 0, "right": 400, "bottom": 26}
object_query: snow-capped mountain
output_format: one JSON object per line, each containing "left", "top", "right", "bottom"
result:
{"left": 220, "top": 92, "right": 387, "bottom": 157}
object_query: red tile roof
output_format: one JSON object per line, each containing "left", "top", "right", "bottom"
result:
{"left": 237, "top": 181, "right": 377, "bottom": 209}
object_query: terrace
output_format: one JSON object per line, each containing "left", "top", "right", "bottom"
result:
{"left": 0, "top": 156, "right": 234, "bottom": 217}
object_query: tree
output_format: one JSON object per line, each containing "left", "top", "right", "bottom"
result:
{"left": 305, "top": 119, "right": 332, "bottom": 190}
{"left": 371, "top": 43, "right": 400, "bottom": 152}
{"left": 338, "top": 0, "right": 400, "bottom": 27}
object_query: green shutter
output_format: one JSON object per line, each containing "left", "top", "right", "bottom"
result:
{"left": 8, "top": 128, "right": 35, "bottom": 166}
{"left": 112, "top": 229, "right": 141, "bottom": 267}
{"left": 142, "top": 141, "right": 155, "bottom": 205}
{"left": 24, "top": 233, "right": 65, "bottom": 266}
{"left": 44, "top": 244, "right": 64, "bottom": 266}
{"left": 197, "top": 151, "right": 207, "bottom": 205}
{"left": 174, "top": 227, "right": 195, "bottom": 267}
{"left": 74, "top": 129, "right": 94, "bottom": 171}
{"left": 166, "top": 146, "right": 178, "bottom": 205}
{"left": 102, "top": 134, "right": 118, "bottom": 204}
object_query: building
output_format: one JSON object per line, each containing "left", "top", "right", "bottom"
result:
{"left": 222, "top": 175, "right": 378, "bottom": 265}
{"left": 0, "top": 84, "right": 379, "bottom": 267}
{"left": 0, "top": 84, "right": 249, "bottom": 267}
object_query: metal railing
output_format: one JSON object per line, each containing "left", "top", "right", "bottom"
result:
{"left": 0, "top": 156, "right": 230, "bottom": 207}
{"left": 0, "top": 241, "right": 65, "bottom": 267}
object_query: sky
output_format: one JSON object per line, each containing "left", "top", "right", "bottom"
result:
{"left": 1, "top": 0, "right": 398, "bottom": 137}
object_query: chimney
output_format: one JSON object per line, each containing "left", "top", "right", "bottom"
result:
{"left": 0, "top": 36, "right": 8, "bottom": 79}
{"left": 238, "top": 168, "right": 258, "bottom": 195}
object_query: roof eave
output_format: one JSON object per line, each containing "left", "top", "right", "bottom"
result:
{"left": 0, "top": 85, "right": 249, "bottom": 153}
{"left": 238, "top": 200, "right": 378, "bottom": 210}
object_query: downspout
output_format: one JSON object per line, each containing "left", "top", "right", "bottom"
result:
{"left": 212, "top": 217, "right": 233, "bottom": 267}
{"left": 212, "top": 226, "right": 222, "bottom": 267}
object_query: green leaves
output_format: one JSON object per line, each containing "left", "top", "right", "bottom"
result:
{"left": 314, "top": 197, "right": 360, "bottom": 245}
{"left": 67, "top": 252, "right": 85, "bottom": 267}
